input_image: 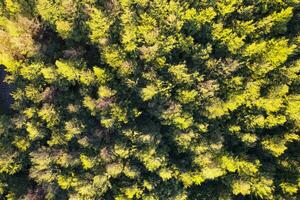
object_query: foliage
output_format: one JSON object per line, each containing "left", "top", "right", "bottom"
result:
{"left": 0, "top": 0, "right": 299, "bottom": 199}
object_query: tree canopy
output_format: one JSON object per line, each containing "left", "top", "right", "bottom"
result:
{"left": 0, "top": 0, "right": 299, "bottom": 199}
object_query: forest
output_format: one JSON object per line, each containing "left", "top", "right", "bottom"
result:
{"left": 0, "top": 0, "right": 299, "bottom": 199}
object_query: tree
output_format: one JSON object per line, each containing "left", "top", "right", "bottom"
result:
{"left": 0, "top": 0, "right": 299, "bottom": 199}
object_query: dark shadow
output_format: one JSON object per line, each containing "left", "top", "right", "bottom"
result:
{"left": 0, "top": 67, "right": 13, "bottom": 114}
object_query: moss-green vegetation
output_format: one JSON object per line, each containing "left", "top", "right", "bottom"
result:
{"left": 0, "top": 0, "right": 299, "bottom": 199}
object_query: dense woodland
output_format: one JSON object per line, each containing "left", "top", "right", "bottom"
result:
{"left": 0, "top": 0, "right": 300, "bottom": 199}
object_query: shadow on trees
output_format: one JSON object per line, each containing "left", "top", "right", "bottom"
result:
{"left": 0, "top": 66, "right": 13, "bottom": 114}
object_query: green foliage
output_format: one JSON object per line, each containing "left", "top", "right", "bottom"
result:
{"left": 232, "top": 180, "right": 251, "bottom": 196}
{"left": 141, "top": 84, "right": 158, "bottom": 101}
{"left": 80, "top": 154, "right": 95, "bottom": 170}
{"left": 0, "top": 0, "right": 299, "bottom": 199}
{"left": 280, "top": 182, "right": 298, "bottom": 195}
{"left": 0, "top": 152, "right": 22, "bottom": 175}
